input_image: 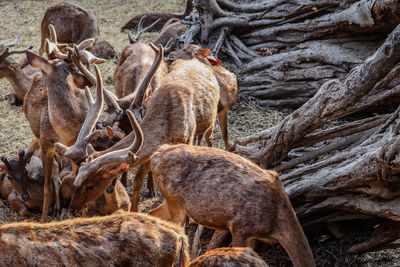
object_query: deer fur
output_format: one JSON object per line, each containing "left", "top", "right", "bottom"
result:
{"left": 120, "top": 0, "right": 193, "bottom": 32}
{"left": 39, "top": 2, "right": 99, "bottom": 55}
{"left": 90, "top": 39, "right": 116, "bottom": 60}
{"left": 169, "top": 44, "right": 238, "bottom": 149}
{"left": 149, "top": 144, "right": 316, "bottom": 267}
{"left": 60, "top": 171, "right": 131, "bottom": 216}
{"left": 189, "top": 247, "right": 269, "bottom": 267}
{"left": 0, "top": 212, "right": 189, "bottom": 266}
{"left": 71, "top": 51, "right": 220, "bottom": 213}
{"left": 154, "top": 18, "right": 187, "bottom": 51}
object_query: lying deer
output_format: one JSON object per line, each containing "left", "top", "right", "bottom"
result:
{"left": 62, "top": 41, "right": 221, "bottom": 213}
{"left": 189, "top": 247, "right": 269, "bottom": 267}
{"left": 169, "top": 45, "right": 238, "bottom": 149}
{"left": 121, "top": 0, "right": 193, "bottom": 32}
{"left": 0, "top": 36, "right": 37, "bottom": 105}
{"left": 60, "top": 170, "right": 131, "bottom": 217}
{"left": 0, "top": 212, "right": 189, "bottom": 266}
{"left": 25, "top": 30, "right": 108, "bottom": 222}
{"left": 148, "top": 144, "right": 315, "bottom": 267}
{"left": 154, "top": 18, "right": 187, "bottom": 51}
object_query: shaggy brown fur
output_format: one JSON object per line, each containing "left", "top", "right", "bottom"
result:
{"left": 90, "top": 40, "right": 116, "bottom": 60}
{"left": 190, "top": 247, "right": 269, "bottom": 267}
{"left": 0, "top": 212, "right": 189, "bottom": 266}
{"left": 39, "top": 2, "right": 99, "bottom": 55}
{"left": 149, "top": 144, "right": 315, "bottom": 267}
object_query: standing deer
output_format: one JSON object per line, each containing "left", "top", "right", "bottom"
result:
{"left": 148, "top": 144, "right": 315, "bottom": 267}
{"left": 64, "top": 42, "right": 221, "bottom": 213}
{"left": 0, "top": 36, "right": 37, "bottom": 105}
{"left": 25, "top": 33, "right": 106, "bottom": 222}
{"left": 169, "top": 44, "right": 238, "bottom": 149}
{"left": 189, "top": 247, "right": 269, "bottom": 267}
{"left": 0, "top": 212, "right": 189, "bottom": 266}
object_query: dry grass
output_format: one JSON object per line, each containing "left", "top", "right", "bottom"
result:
{"left": 0, "top": 1, "right": 399, "bottom": 266}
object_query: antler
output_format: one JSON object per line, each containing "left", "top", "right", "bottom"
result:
{"left": 71, "top": 47, "right": 123, "bottom": 126}
{"left": 128, "top": 15, "right": 161, "bottom": 44}
{"left": 74, "top": 109, "right": 143, "bottom": 187}
{"left": 45, "top": 24, "right": 69, "bottom": 59}
{"left": 0, "top": 36, "right": 33, "bottom": 61}
{"left": 129, "top": 43, "right": 164, "bottom": 122}
{"left": 54, "top": 63, "right": 104, "bottom": 165}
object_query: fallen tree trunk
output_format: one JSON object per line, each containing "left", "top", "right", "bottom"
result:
{"left": 181, "top": 0, "right": 400, "bottom": 107}
{"left": 228, "top": 23, "right": 400, "bottom": 253}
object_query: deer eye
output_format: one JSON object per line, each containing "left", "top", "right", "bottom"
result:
{"left": 86, "top": 185, "right": 94, "bottom": 191}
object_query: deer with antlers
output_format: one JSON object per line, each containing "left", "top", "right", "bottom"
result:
{"left": 0, "top": 212, "right": 189, "bottom": 266}
{"left": 59, "top": 39, "right": 221, "bottom": 213}
{"left": 0, "top": 36, "right": 36, "bottom": 105}
{"left": 149, "top": 144, "right": 315, "bottom": 267}
{"left": 24, "top": 24, "right": 111, "bottom": 222}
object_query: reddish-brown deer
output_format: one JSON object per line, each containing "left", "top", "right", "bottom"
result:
{"left": 0, "top": 36, "right": 37, "bottom": 105}
{"left": 67, "top": 42, "right": 221, "bottom": 213}
{"left": 189, "top": 247, "right": 269, "bottom": 267}
{"left": 0, "top": 212, "right": 189, "bottom": 266}
{"left": 148, "top": 144, "right": 315, "bottom": 267}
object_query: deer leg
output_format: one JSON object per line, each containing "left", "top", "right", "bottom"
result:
{"left": 130, "top": 162, "right": 151, "bottom": 212}
{"left": 146, "top": 172, "right": 155, "bottom": 198}
{"left": 206, "top": 230, "right": 230, "bottom": 251}
{"left": 191, "top": 225, "right": 204, "bottom": 260}
{"left": 41, "top": 147, "right": 55, "bottom": 223}
{"left": 196, "top": 134, "right": 203, "bottom": 146}
{"left": 218, "top": 109, "right": 230, "bottom": 150}
{"left": 148, "top": 201, "right": 171, "bottom": 220}
{"left": 167, "top": 202, "right": 187, "bottom": 227}
{"left": 121, "top": 171, "right": 128, "bottom": 188}
{"left": 52, "top": 174, "right": 61, "bottom": 218}
{"left": 26, "top": 137, "right": 40, "bottom": 152}
{"left": 204, "top": 125, "right": 214, "bottom": 147}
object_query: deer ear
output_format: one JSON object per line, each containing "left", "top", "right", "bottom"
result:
{"left": 26, "top": 50, "right": 51, "bottom": 73}
{"left": 24, "top": 150, "right": 35, "bottom": 162}
{"left": 197, "top": 48, "right": 211, "bottom": 59}
{"left": 119, "top": 163, "right": 129, "bottom": 171}
{"left": 106, "top": 127, "right": 114, "bottom": 139}
{"left": 71, "top": 72, "right": 93, "bottom": 89}
{"left": 207, "top": 56, "right": 222, "bottom": 66}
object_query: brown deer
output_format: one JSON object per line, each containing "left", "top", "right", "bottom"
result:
{"left": 67, "top": 42, "right": 221, "bottom": 213}
{"left": 148, "top": 144, "right": 315, "bottom": 267}
{"left": 121, "top": 0, "right": 193, "bottom": 32}
{"left": 0, "top": 212, "right": 189, "bottom": 266}
{"left": 25, "top": 34, "right": 106, "bottom": 222}
{"left": 60, "top": 170, "right": 131, "bottom": 217}
{"left": 154, "top": 18, "right": 187, "bottom": 51}
{"left": 90, "top": 39, "right": 116, "bottom": 60}
{"left": 189, "top": 247, "right": 269, "bottom": 267}
{"left": 169, "top": 45, "right": 238, "bottom": 149}
{"left": 39, "top": 2, "right": 99, "bottom": 56}
{"left": 0, "top": 36, "right": 37, "bottom": 105}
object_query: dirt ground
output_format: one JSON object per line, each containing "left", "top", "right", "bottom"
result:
{"left": 0, "top": 0, "right": 398, "bottom": 266}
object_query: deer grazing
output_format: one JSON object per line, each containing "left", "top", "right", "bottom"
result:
{"left": 148, "top": 144, "right": 315, "bottom": 267}
{"left": 25, "top": 27, "right": 110, "bottom": 222}
{"left": 0, "top": 36, "right": 37, "bottom": 105}
{"left": 189, "top": 247, "right": 269, "bottom": 267}
{"left": 0, "top": 212, "right": 189, "bottom": 266}
{"left": 65, "top": 40, "right": 221, "bottom": 213}
{"left": 120, "top": 0, "right": 193, "bottom": 32}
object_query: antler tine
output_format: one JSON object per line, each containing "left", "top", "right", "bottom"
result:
{"left": 163, "top": 38, "right": 174, "bottom": 54}
{"left": 5, "top": 36, "right": 21, "bottom": 48}
{"left": 45, "top": 24, "right": 69, "bottom": 59}
{"left": 55, "top": 65, "right": 104, "bottom": 165}
{"left": 76, "top": 38, "right": 96, "bottom": 51}
{"left": 80, "top": 50, "right": 106, "bottom": 65}
{"left": 133, "top": 16, "right": 161, "bottom": 43}
{"left": 74, "top": 109, "right": 143, "bottom": 187}
{"left": 48, "top": 24, "right": 57, "bottom": 43}
{"left": 129, "top": 43, "right": 164, "bottom": 122}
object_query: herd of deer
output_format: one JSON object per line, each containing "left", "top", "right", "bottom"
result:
{"left": 0, "top": 1, "right": 316, "bottom": 266}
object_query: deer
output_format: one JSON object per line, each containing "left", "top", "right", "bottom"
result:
{"left": 0, "top": 212, "right": 189, "bottom": 266}
{"left": 169, "top": 44, "right": 238, "bottom": 149}
{"left": 60, "top": 170, "right": 131, "bottom": 217}
{"left": 0, "top": 36, "right": 37, "bottom": 105}
{"left": 59, "top": 40, "right": 221, "bottom": 214}
{"left": 154, "top": 18, "right": 187, "bottom": 51}
{"left": 90, "top": 39, "right": 116, "bottom": 60}
{"left": 120, "top": 0, "right": 193, "bottom": 32}
{"left": 147, "top": 144, "right": 316, "bottom": 267}
{"left": 189, "top": 247, "right": 269, "bottom": 267}
{"left": 25, "top": 25, "right": 111, "bottom": 222}
{"left": 39, "top": 2, "right": 99, "bottom": 56}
